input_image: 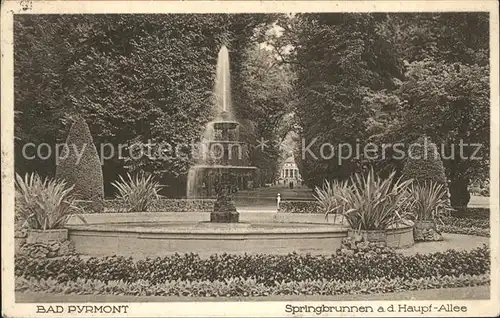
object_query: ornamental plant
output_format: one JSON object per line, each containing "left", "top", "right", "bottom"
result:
{"left": 313, "top": 179, "right": 351, "bottom": 222}
{"left": 111, "top": 173, "right": 163, "bottom": 212}
{"left": 341, "top": 169, "right": 414, "bottom": 231}
{"left": 402, "top": 135, "right": 448, "bottom": 186}
{"left": 55, "top": 116, "right": 104, "bottom": 213}
{"left": 408, "top": 181, "right": 454, "bottom": 224}
{"left": 15, "top": 173, "right": 83, "bottom": 230}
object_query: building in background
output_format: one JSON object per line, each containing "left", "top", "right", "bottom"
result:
{"left": 278, "top": 156, "right": 302, "bottom": 187}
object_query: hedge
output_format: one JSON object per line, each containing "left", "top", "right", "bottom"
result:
{"left": 15, "top": 274, "right": 490, "bottom": 297}
{"left": 76, "top": 199, "right": 215, "bottom": 213}
{"left": 279, "top": 200, "right": 319, "bottom": 213}
{"left": 55, "top": 116, "right": 104, "bottom": 213}
{"left": 401, "top": 135, "right": 448, "bottom": 186}
{"left": 15, "top": 245, "right": 490, "bottom": 285}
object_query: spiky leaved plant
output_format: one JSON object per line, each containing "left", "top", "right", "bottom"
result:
{"left": 15, "top": 172, "right": 83, "bottom": 230}
{"left": 341, "top": 169, "right": 414, "bottom": 231}
{"left": 408, "top": 181, "right": 454, "bottom": 225}
{"left": 313, "top": 179, "right": 351, "bottom": 224}
{"left": 112, "top": 173, "right": 163, "bottom": 212}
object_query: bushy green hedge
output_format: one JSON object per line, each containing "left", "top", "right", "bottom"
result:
{"left": 15, "top": 245, "right": 490, "bottom": 285}
{"left": 16, "top": 274, "right": 489, "bottom": 297}
{"left": 402, "top": 136, "right": 448, "bottom": 186}
{"left": 279, "top": 200, "right": 320, "bottom": 213}
{"left": 55, "top": 117, "right": 104, "bottom": 213}
{"left": 76, "top": 199, "right": 215, "bottom": 213}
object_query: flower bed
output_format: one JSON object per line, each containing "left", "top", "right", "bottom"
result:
{"left": 15, "top": 274, "right": 489, "bottom": 297}
{"left": 451, "top": 207, "right": 490, "bottom": 219}
{"left": 439, "top": 216, "right": 490, "bottom": 237}
{"left": 15, "top": 245, "right": 489, "bottom": 285}
{"left": 279, "top": 200, "right": 320, "bottom": 213}
{"left": 77, "top": 199, "right": 215, "bottom": 213}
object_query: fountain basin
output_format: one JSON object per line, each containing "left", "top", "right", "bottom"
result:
{"left": 65, "top": 212, "right": 414, "bottom": 258}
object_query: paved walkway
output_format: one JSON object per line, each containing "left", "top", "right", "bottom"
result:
{"left": 234, "top": 185, "right": 490, "bottom": 212}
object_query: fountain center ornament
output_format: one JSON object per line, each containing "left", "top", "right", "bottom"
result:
{"left": 185, "top": 45, "right": 258, "bottom": 223}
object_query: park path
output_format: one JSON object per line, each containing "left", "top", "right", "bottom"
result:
{"left": 234, "top": 185, "right": 490, "bottom": 212}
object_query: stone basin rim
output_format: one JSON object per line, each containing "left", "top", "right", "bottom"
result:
{"left": 65, "top": 222, "right": 350, "bottom": 235}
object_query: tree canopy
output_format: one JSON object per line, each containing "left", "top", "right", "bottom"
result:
{"left": 14, "top": 12, "right": 490, "bottom": 204}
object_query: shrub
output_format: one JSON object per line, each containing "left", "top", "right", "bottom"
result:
{"left": 341, "top": 169, "right": 414, "bottom": 230}
{"left": 15, "top": 245, "right": 490, "bottom": 285}
{"left": 402, "top": 136, "right": 447, "bottom": 186}
{"left": 111, "top": 173, "right": 163, "bottom": 212}
{"left": 15, "top": 173, "right": 82, "bottom": 230}
{"left": 408, "top": 181, "right": 454, "bottom": 223}
{"left": 278, "top": 200, "right": 320, "bottom": 214}
{"left": 55, "top": 116, "right": 104, "bottom": 213}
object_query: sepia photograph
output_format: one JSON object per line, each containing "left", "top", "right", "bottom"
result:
{"left": 1, "top": 1, "right": 499, "bottom": 317}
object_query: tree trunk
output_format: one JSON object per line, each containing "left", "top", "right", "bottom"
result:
{"left": 449, "top": 177, "right": 470, "bottom": 208}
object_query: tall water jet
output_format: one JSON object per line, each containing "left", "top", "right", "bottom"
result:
{"left": 215, "top": 45, "right": 232, "bottom": 115}
{"left": 186, "top": 45, "right": 258, "bottom": 223}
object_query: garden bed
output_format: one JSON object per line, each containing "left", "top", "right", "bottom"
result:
{"left": 439, "top": 215, "right": 490, "bottom": 237}
{"left": 15, "top": 274, "right": 489, "bottom": 298}
{"left": 15, "top": 245, "right": 489, "bottom": 284}
{"left": 15, "top": 245, "right": 490, "bottom": 297}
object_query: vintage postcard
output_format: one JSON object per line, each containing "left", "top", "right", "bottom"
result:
{"left": 1, "top": 0, "right": 499, "bottom": 317}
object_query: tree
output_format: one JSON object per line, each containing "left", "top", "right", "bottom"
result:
{"left": 397, "top": 59, "right": 489, "bottom": 207}
{"left": 232, "top": 44, "right": 295, "bottom": 183}
{"left": 288, "top": 13, "right": 404, "bottom": 187}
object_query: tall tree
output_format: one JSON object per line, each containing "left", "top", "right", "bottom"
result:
{"left": 232, "top": 44, "right": 295, "bottom": 183}
{"left": 288, "top": 13, "right": 403, "bottom": 187}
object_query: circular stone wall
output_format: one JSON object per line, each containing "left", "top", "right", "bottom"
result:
{"left": 65, "top": 212, "right": 414, "bottom": 258}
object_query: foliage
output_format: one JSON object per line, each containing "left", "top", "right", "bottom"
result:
{"left": 313, "top": 179, "right": 350, "bottom": 222}
{"left": 402, "top": 136, "right": 448, "bottom": 186}
{"left": 15, "top": 273, "right": 490, "bottom": 297}
{"left": 14, "top": 14, "right": 275, "bottom": 196}
{"left": 440, "top": 215, "right": 489, "bottom": 237}
{"left": 278, "top": 200, "right": 320, "bottom": 214}
{"left": 233, "top": 44, "right": 296, "bottom": 183}
{"left": 15, "top": 245, "right": 490, "bottom": 285}
{"left": 55, "top": 116, "right": 104, "bottom": 213}
{"left": 111, "top": 173, "right": 163, "bottom": 212}
{"left": 103, "top": 198, "right": 214, "bottom": 213}
{"left": 441, "top": 216, "right": 489, "bottom": 229}
{"left": 451, "top": 207, "right": 490, "bottom": 220}
{"left": 408, "top": 181, "right": 453, "bottom": 223}
{"left": 439, "top": 225, "right": 489, "bottom": 237}
{"left": 15, "top": 173, "right": 81, "bottom": 230}
{"left": 340, "top": 169, "right": 414, "bottom": 231}
{"left": 286, "top": 13, "right": 404, "bottom": 187}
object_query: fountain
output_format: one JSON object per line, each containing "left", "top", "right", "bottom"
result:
{"left": 64, "top": 46, "right": 414, "bottom": 258}
{"left": 186, "top": 45, "right": 257, "bottom": 223}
